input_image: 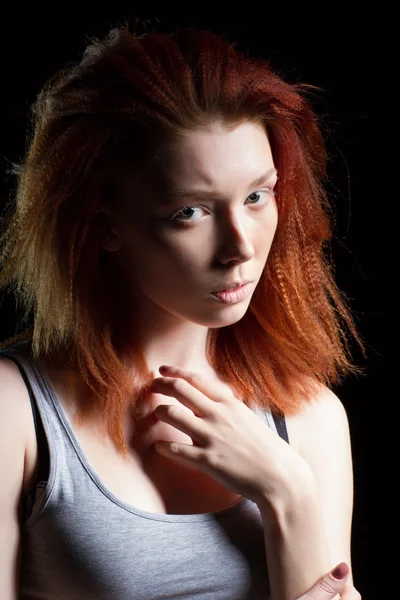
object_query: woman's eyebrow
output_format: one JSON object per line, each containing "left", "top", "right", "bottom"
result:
{"left": 160, "top": 167, "right": 278, "bottom": 205}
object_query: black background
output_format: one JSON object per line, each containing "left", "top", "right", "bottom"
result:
{"left": 1, "top": 10, "right": 379, "bottom": 599}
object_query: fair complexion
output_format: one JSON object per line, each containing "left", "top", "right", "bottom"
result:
{"left": 103, "top": 119, "right": 278, "bottom": 379}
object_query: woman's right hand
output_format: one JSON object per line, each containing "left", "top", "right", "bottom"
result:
{"left": 297, "top": 562, "right": 361, "bottom": 599}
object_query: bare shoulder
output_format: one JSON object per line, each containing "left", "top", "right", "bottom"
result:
{"left": 285, "top": 381, "right": 350, "bottom": 458}
{"left": 0, "top": 355, "right": 32, "bottom": 425}
{"left": 0, "top": 356, "right": 38, "bottom": 495}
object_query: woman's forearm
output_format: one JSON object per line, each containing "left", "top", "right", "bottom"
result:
{"left": 257, "top": 472, "right": 334, "bottom": 600}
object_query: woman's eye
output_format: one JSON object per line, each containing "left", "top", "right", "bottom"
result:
{"left": 169, "top": 205, "right": 204, "bottom": 224}
{"left": 168, "top": 189, "right": 275, "bottom": 225}
{"left": 247, "top": 190, "right": 274, "bottom": 204}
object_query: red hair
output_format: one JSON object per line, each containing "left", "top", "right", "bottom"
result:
{"left": 0, "top": 21, "right": 367, "bottom": 457}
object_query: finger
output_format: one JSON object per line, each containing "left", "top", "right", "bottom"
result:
{"left": 154, "top": 439, "right": 211, "bottom": 469}
{"left": 297, "top": 563, "right": 349, "bottom": 600}
{"left": 149, "top": 376, "right": 215, "bottom": 417}
{"left": 154, "top": 403, "right": 209, "bottom": 445}
{"left": 159, "top": 365, "right": 236, "bottom": 404}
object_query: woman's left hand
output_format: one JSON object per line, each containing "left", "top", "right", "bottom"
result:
{"left": 296, "top": 562, "right": 362, "bottom": 599}
{"left": 148, "top": 365, "right": 316, "bottom": 506}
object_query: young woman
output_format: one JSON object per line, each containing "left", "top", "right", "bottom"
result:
{"left": 0, "top": 21, "right": 366, "bottom": 600}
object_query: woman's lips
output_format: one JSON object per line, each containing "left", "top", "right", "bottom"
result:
{"left": 212, "top": 280, "right": 252, "bottom": 293}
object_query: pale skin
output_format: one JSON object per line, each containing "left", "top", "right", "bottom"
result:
{"left": 99, "top": 119, "right": 361, "bottom": 599}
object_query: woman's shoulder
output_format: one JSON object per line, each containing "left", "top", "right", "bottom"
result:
{"left": 285, "top": 381, "right": 349, "bottom": 458}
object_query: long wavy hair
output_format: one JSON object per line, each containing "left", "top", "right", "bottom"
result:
{"left": 0, "top": 20, "right": 367, "bottom": 457}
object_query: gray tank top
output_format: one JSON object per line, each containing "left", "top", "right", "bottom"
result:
{"left": 1, "top": 338, "right": 290, "bottom": 600}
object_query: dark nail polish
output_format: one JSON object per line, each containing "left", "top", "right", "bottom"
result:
{"left": 331, "top": 562, "right": 349, "bottom": 580}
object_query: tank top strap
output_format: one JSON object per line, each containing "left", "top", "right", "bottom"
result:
{"left": 272, "top": 411, "right": 290, "bottom": 444}
{"left": 0, "top": 339, "right": 49, "bottom": 482}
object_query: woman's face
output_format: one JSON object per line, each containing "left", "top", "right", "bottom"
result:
{"left": 108, "top": 120, "right": 278, "bottom": 328}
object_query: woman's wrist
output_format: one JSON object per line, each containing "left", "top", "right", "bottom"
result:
{"left": 257, "top": 472, "right": 325, "bottom": 539}
{"left": 255, "top": 452, "right": 320, "bottom": 522}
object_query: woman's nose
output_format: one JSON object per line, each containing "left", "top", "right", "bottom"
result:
{"left": 216, "top": 216, "right": 255, "bottom": 264}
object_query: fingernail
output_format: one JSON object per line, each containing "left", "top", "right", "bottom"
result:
{"left": 331, "top": 562, "right": 349, "bottom": 580}
{"left": 159, "top": 365, "right": 172, "bottom": 372}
